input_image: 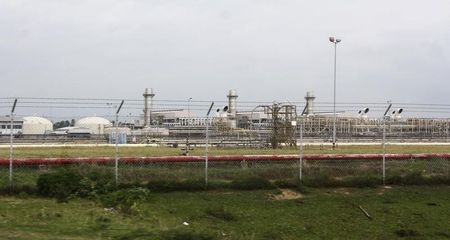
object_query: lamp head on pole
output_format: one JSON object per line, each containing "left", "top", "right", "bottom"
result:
{"left": 329, "top": 36, "right": 341, "bottom": 43}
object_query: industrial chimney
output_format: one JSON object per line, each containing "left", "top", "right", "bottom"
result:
{"left": 305, "top": 91, "right": 315, "bottom": 115}
{"left": 143, "top": 88, "right": 155, "bottom": 127}
{"left": 227, "top": 89, "right": 238, "bottom": 128}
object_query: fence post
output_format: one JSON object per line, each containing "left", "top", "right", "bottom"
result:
{"left": 382, "top": 101, "right": 392, "bottom": 186}
{"left": 205, "top": 102, "right": 214, "bottom": 186}
{"left": 9, "top": 99, "right": 18, "bottom": 188}
{"left": 115, "top": 100, "right": 124, "bottom": 186}
{"left": 298, "top": 116, "right": 303, "bottom": 182}
{"left": 382, "top": 118, "right": 386, "bottom": 185}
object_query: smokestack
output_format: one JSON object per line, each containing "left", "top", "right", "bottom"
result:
{"left": 143, "top": 88, "right": 155, "bottom": 127}
{"left": 305, "top": 91, "right": 315, "bottom": 115}
{"left": 227, "top": 89, "right": 238, "bottom": 128}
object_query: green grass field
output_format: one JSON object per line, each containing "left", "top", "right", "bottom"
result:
{"left": 1, "top": 144, "right": 449, "bottom": 158}
{"left": 0, "top": 186, "right": 449, "bottom": 239}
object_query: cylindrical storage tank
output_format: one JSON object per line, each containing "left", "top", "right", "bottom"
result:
{"left": 75, "top": 117, "right": 112, "bottom": 134}
{"left": 22, "top": 116, "right": 53, "bottom": 134}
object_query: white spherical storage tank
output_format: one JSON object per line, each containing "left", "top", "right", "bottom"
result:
{"left": 22, "top": 116, "right": 53, "bottom": 134}
{"left": 75, "top": 117, "right": 112, "bottom": 134}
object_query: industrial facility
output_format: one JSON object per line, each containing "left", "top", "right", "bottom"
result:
{"left": 0, "top": 88, "right": 449, "bottom": 146}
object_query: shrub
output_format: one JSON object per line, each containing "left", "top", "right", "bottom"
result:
{"left": 341, "top": 176, "right": 379, "bottom": 188}
{"left": 303, "top": 174, "right": 337, "bottom": 188}
{"left": 395, "top": 229, "right": 420, "bottom": 237}
{"left": 117, "top": 229, "right": 215, "bottom": 240}
{"left": 161, "top": 229, "right": 215, "bottom": 240}
{"left": 37, "top": 170, "right": 82, "bottom": 201}
{"left": 99, "top": 187, "right": 150, "bottom": 215}
{"left": 147, "top": 179, "right": 208, "bottom": 192}
{"left": 36, "top": 167, "right": 115, "bottom": 201}
{"left": 229, "top": 175, "right": 275, "bottom": 190}
{"left": 0, "top": 185, "right": 37, "bottom": 196}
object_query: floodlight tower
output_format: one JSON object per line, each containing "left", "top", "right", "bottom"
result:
{"left": 329, "top": 36, "right": 341, "bottom": 149}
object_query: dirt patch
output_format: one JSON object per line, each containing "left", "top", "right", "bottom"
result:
{"left": 270, "top": 189, "right": 303, "bottom": 200}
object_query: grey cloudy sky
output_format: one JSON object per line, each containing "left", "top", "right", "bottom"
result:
{"left": 1, "top": 0, "right": 450, "bottom": 105}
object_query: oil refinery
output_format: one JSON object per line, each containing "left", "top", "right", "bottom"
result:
{"left": 0, "top": 88, "right": 449, "bottom": 146}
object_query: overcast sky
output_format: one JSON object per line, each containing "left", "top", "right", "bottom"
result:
{"left": 1, "top": 0, "right": 450, "bottom": 106}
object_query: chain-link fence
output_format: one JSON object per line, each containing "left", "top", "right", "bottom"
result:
{"left": 1, "top": 149, "right": 449, "bottom": 189}
{"left": 0, "top": 96, "right": 449, "bottom": 189}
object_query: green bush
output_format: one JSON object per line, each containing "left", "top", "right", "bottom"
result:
{"left": 161, "top": 229, "right": 215, "bottom": 240}
{"left": 36, "top": 166, "right": 115, "bottom": 201}
{"left": 37, "top": 170, "right": 83, "bottom": 201}
{"left": 147, "top": 179, "right": 208, "bottom": 192}
{"left": 386, "top": 171, "right": 450, "bottom": 186}
{"left": 341, "top": 175, "right": 380, "bottom": 188}
{"left": 303, "top": 174, "right": 337, "bottom": 188}
{"left": 229, "top": 175, "right": 275, "bottom": 190}
{"left": 117, "top": 229, "right": 215, "bottom": 240}
{"left": 0, "top": 185, "right": 37, "bottom": 196}
{"left": 99, "top": 187, "right": 150, "bottom": 215}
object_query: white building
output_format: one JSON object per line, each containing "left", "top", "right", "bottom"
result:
{"left": 0, "top": 116, "right": 23, "bottom": 135}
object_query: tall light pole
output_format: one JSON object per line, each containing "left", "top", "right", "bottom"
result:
{"left": 329, "top": 36, "right": 341, "bottom": 149}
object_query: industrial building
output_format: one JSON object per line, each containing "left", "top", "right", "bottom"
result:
{"left": 0, "top": 116, "right": 52, "bottom": 135}
{"left": 0, "top": 88, "right": 449, "bottom": 145}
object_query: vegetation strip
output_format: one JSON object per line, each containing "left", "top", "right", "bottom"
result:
{"left": 0, "top": 153, "right": 448, "bottom": 166}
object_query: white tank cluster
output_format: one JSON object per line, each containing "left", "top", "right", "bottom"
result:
{"left": 22, "top": 116, "right": 53, "bottom": 134}
{"left": 75, "top": 117, "right": 112, "bottom": 134}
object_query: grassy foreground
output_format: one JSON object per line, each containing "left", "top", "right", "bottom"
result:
{"left": 1, "top": 144, "right": 449, "bottom": 158}
{"left": 0, "top": 186, "right": 449, "bottom": 239}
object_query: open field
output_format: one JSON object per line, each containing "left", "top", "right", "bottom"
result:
{"left": 1, "top": 144, "right": 449, "bottom": 158}
{"left": 0, "top": 186, "right": 449, "bottom": 239}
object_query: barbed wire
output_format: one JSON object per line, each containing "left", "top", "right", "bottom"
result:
{"left": 0, "top": 97, "right": 449, "bottom": 120}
